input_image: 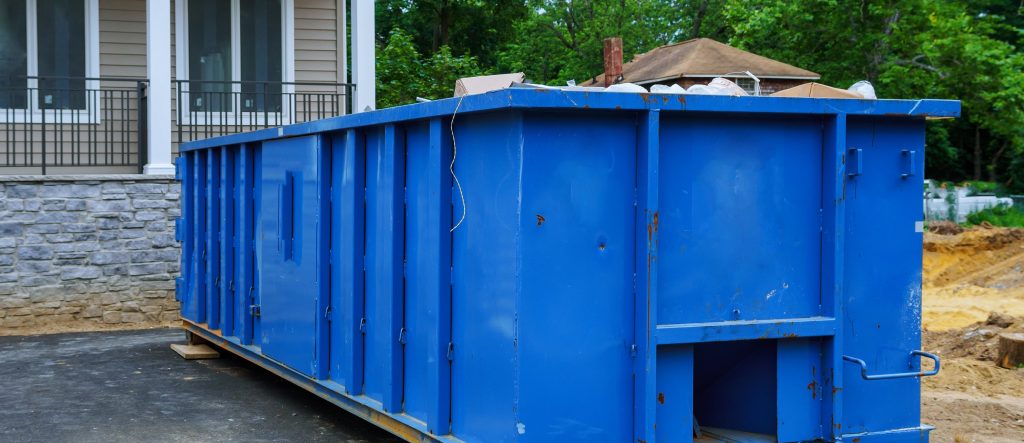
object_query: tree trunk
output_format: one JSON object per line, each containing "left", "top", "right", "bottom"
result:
{"left": 989, "top": 140, "right": 1009, "bottom": 182}
{"left": 974, "top": 125, "right": 982, "bottom": 181}
{"left": 996, "top": 332, "right": 1024, "bottom": 369}
{"left": 690, "top": 0, "right": 709, "bottom": 39}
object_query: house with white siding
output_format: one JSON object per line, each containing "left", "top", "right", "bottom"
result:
{"left": 0, "top": 0, "right": 375, "bottom": 175}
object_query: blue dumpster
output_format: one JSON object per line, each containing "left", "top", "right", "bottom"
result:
{"left": 175, "top": 89, "right": 960, "bottom": 443}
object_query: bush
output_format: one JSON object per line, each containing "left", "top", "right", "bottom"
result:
{"left": 964, "top": 204, "right": 1024, "bottom": 227}
{"left": 963, "top": 181, "right": 1005, "bottom": 196}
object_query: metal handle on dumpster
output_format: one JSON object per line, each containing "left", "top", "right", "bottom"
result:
{"left": 842, "top": 350, "right": 940, "bottom": 380}
{"left": 901, "top": 149, "right": 917, "bottom": 179}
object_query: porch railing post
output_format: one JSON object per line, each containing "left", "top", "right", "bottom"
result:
{"left": 138, "top": 81, "right": 149, "bottom": 174}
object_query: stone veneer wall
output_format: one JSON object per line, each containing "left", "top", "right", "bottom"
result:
{"left": 0, "top": 175, "right": 181, "bottom": 332}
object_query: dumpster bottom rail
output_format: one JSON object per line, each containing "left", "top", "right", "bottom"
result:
{"left": 181, "top": 320, "right": 451, "bottom": 443}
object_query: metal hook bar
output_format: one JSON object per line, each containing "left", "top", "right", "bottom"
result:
{"left": 843, "top": 350, "right": 940, "bottom": 380}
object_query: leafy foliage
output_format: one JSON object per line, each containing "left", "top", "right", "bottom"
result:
{"left": 375, "top": 0, "right": 1024, "bottom": 188}
{"left": 965, "top": 204, "right": 1024, "bottom": 228}
{"left": 377, "top": 28, "right": 484, "bottom": 108}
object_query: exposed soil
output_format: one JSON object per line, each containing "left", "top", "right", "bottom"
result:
{"left": 924, "top": 227, "right": 1024, "bottom": 331}
{"left": 922, "top": 227, "right": 1024, "bottom": 442}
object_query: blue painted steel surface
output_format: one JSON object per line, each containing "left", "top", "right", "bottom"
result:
{"left": 176, "top": 89, "right": 959, "bottom": 443}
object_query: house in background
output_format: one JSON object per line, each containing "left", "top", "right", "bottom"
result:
{"left": 585, "top": 38, "right": 819, "bottom": 96}
{"left": 0, "top": 0, "right": 376, "bottom": 175}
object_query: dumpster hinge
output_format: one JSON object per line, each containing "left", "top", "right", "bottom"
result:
{"left": 250, "top": 304, "right": 261, "bottom": 318}
{"left": 359, "top": 317, "right": 367, "bottom": 333}
{"left": 447, "top": 342, "right": 455, "bottom": 361}
{"left": 398, "top": 327, "right": 407, "bottom": 345}
{"left": 174, "top": 218, "right": 184, "bottom": 242}
{"left": 630, "top": 344, "right": 637, "bottom": 357}
{"left": 175, "top": 156, "right": 185, "bottom": 180}
{"left": 324, "top": 305, "right": 332, "bottom": 321}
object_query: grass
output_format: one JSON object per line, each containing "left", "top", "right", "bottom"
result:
{"left": 964, "top": 204, "right": 1024, "bottom": 228}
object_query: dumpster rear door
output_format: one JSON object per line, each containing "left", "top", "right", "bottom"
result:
{"left": 257, "top": 135, "right": 328, "bottom": 377}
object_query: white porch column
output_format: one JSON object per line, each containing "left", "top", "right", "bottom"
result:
{"left": 144, "top": 0, "right": 175, "bottom": 175}
{"left": 351, "top": 0, "right": 375, "bottom": 113}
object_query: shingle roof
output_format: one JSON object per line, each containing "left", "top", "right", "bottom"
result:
{"left": 583, "top": 38, "right": 820, "bottom": 86}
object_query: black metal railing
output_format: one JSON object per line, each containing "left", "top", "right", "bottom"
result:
{"left": 0, "top": 76, "right": 148, "bottom": 174}
{"left": 174, "top": 80, "right": 354, "bottom": 146}
{"left": 0, "top": 77, "right": 354, "bottom": 175}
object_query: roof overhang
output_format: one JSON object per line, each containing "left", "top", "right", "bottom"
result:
{"left": 634, "top": 74, "right": 820, "bottom": 85}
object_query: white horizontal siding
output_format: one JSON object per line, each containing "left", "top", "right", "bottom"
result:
{"left": 295, "top": 0, "right": 339, "bottom": 83}
{"left": 99, "top": 0, "right": 147, "bottom": 79}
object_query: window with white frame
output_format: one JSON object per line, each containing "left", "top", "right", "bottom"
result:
{"left": 176, "top": 0, "right": 293, "bottom": 124}
{"left": 0, "top": 0, "right": 99, "bottom": 118}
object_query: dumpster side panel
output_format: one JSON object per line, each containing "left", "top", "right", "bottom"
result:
{"left": 404, "top": 119, "right": 455, "bottom": 433}
{"left": 842, "top": 117, "right": 925, "bottom": 435}
{"left": 516, "top": 112, "right": 635, "bottom": 441}
{"left": 364, "top": 126, "right": 407, "bottom": 412}
{"left": 657, "top": 114, "right": 824, "bottom": 325}
{"left": 329, "top": 129, "right": 367, "bottom": 394}
{"left": 257, "top": 135, "right": 328, "bottom": 377}
{"left": 451, "top": 111, "right": 524, "bottom": 443}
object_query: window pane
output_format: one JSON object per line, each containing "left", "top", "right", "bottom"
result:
{"left": 240, "top": 0, "right": 282, "bottom": 112}
{"left": 0, "top": 0, "right": 28, "bottom": 109}
{"left": 37, "top": 0, "right": 86, "bottom": 110}
{"left": 188, "top": 0, "right": 231, "bottom": 112}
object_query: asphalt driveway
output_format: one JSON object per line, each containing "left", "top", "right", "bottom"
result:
{"left": 0, "top": 328, "right": 400, "bottom": 442}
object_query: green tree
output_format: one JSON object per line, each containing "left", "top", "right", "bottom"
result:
{"left": 725, "top": 0, "right": 1024, "bottom": 187}
{"left": 376, "top": 28, "right": 485, "bottom": 108}
{"left": 498, "top": 0, "right": 726, "bottom": 84}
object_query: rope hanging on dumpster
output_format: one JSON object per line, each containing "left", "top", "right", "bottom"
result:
{"left": 450, "top": 94, "right": 467, "bottom": 232}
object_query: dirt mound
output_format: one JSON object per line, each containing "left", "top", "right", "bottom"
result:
{"left": 923, "top": 227, "right": 1024, "bottom": 330}
{"left": 922, "top": 315, "right": 1024, "bottom": 442}
{"left": 928, "top": 221, "right": 965, "bottom": 235}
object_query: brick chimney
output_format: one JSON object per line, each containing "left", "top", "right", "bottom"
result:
{"left": 603, "top": 37, "right": 623, "bottom": 86}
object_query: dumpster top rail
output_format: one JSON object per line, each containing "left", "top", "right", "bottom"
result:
{"left": 180, "top": 89, "right": 961, "bottom": 152}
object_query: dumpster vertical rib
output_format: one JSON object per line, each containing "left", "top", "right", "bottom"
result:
{"left": 195, "top": 150, "right": 208, "bottom": 324}
{"left": 235, "top": 144, "right": 255, "bottom": 344}
{"left": 332, "top": 128, "right": 366, "bottom": 395}
{"left": 219, "top": 147, "right": 235, "bottom": 335}
{"left": 372, "top": 124, "right": 406, "bottom": 412}
{"left": 180, "top": 153, "right": 193, "bottom": 311}
{"left": 315, "top": 134, "right": 333, "bottom": 380}
{"left": 634, "top": 110, "right": 659, "bottom": 442}
{"left": 821, "top": 113, "right": 847, "bottom": 439}
{"left": 252, "top": 146, "right": 264, "bottom": 343}
{"left": 425, "top": 117, "right": 453, "bottom": 434}
{"left": 207, "top": 148, "right": 221, "bottom": 330}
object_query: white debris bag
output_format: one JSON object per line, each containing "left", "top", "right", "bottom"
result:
{"left": 650, "top": 84, "right": 687, "bottom": 94}
{"left": 604, "top": 83, "right": 648, "bottom": 93}
{"left": 848, "top": 81, "right": 877, "bottom": 99}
